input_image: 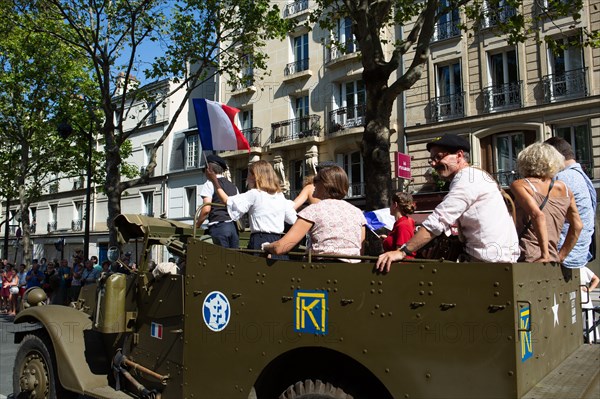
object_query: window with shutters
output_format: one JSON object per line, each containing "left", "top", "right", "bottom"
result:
{"left": 169, "top": 132, "right": 201, "bottom": 172}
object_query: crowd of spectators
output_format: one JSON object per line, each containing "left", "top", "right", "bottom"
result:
{"left": 0, "top": 250, "right": 138, "bottom": 316}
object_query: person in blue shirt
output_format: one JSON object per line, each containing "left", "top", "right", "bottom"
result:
{"left": 25, "top": 262, "right": 45, "bottom": 289}
{"left": 81, "top": 260, "right": 101, "bottom": 286}
{"left": 545, "top": 137, "right": 597, "bottom": 268}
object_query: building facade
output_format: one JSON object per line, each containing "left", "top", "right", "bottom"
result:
{"left": 214, "top": 2, "right": 399, "bottom": 206}
{"left": 403, "top": 0, "right": 599, "bottom": 190}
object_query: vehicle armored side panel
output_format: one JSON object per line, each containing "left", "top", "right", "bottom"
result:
{"left": 181, "top": 238, "right": 595, "bottom": 399}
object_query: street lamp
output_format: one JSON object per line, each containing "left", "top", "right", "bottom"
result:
{"left": 58, "top": 122, "right": 93, "bottom": 261}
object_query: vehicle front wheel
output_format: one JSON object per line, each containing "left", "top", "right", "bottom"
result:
{"left": 12, "top": 332, "right": 71, "bottom": 399}
{"left": 279, "top": 379, "right": 352, "bottom": 399}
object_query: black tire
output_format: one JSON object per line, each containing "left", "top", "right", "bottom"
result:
{"left": 279, "top": 379, "right": 353, "bottom": 399}
{"left": 12, "top": 332, "right": 73, "bottom": 399}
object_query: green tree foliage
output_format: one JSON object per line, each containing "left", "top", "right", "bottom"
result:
{"left": 14, "top": 0, "right": 290, "bottom": 247}
{"left": 308, "top": 0, "right": 594, "bottom": 210}
{"left": 0, "top": 5, "right": 98, "bottom": 263}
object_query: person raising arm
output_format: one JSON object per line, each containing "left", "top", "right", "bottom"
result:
{"left": 206, "top": 160, "right": 297, "bottom": 256}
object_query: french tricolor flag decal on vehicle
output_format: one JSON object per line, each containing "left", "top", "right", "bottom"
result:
{"left": 151, "top": 322, "right": 163, "bottom": 339}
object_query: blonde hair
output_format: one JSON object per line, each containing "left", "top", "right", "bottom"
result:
{"left": 517, "top": 143, "right": 564, "bottom": 179}
{"left": 392, "top": 192, "right": 415, "bottom": 215}
{"left": 250, "top": 160, "right": 281, "bottom": 194}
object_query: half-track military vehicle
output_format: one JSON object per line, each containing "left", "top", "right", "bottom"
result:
{"left": 12, "top": 213, "right": 600, "bottom": 398}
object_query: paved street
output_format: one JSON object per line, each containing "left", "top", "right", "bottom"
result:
{"left": 0, "top": 313, "right": 18, "bottom": 398}
{"left": 0, "top": 313, "right": 42, "bottom": 398}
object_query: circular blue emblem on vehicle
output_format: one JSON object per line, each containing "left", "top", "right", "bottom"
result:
{"left": 202, "top": 291, "right": 231, "bottom": 332}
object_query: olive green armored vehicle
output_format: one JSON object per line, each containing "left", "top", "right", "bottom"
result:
{"left": 12, "top": 213, "right": 600, "bottom": 398}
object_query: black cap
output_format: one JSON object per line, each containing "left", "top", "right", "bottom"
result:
{"left": 426, "top": 134, "right": 470, "bottom": 153}
{"left": 206, "top": 154, "right": 228, "bottom": 170}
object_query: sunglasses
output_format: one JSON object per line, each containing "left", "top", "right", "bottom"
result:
{"left": 428, "top": 151, "right": 457, "bottom": 165}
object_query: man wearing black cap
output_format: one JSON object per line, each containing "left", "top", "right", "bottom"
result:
{"left": 197, "top": 154, "right": 240, "bottom": 248}
{"left": 376, "top": 134, "right": 519, "bottom": 271}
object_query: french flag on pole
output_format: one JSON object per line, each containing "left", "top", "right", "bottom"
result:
{"left": 363, "top": 208, "right": 395, "bottom": 231}
{"left": 193, "top": 98, "right": 250, "bottom": 152}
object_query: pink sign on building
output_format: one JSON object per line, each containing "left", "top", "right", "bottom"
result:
{"left": 396, "top": 152, "right": 412, "bottom": 179}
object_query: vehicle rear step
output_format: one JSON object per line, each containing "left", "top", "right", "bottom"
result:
{"left": 522, "top": 344, "right": 600, "bottom": 399}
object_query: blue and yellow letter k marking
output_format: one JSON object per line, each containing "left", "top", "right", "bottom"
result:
{"left": 294, "top": 290, "right": 328, "bottom": 335}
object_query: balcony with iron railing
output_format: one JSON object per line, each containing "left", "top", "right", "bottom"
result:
{"left": 241, "top": 127, "right": 262, "bottom": 147}
{"left": 147, "top": 111, "right": 157, "bottom": 125}
{"left": 346, "top": 182, "right": 365, "bottom": 198}
{"left": 71, "top": 219, "right": 83, "bottom": 232}
{"left": 483, "top": 81, "right": 523, "bottom": 113}
{"left": 284, "top": 58, "right": 310, "bottom": 76}
{"left": 325, "top": 40, "right": 360, "bottom": 64}
{"left": 73, "top": 177, "right": 85, "bottom": 190}
{"left": 543, "top": 67, "right": 588, "bottom": 103}
{"left": 536, "top": 0, "right": 580, "bottom": 16}
{"left": 432, "top": 19, "right": 461, "bottom": 42}
{"left": 488, "top": 164, "right": 592, "bottom": 187}
{"left": 269, "top": 115, "right": 321, "bottom": 145}
{"left": 230, "top": 74, "right": 255, "bottom": 93}
{"left": 491, "top": 170, "right": 520, "bottom": 188}
{"left": 430, "top": 92, "right": 465, "bottom": 121}
{"left": 283, "top": 0, "right": 308, "bottom": 17}
{"left": 328, "top": 104, "right": 366, "bottom": 135}
{"left": 47, "top": 221, "right": 57, "bottom": 232}
{"left": 140, "top": 166, "right": 155, "bottom": 177}
{"left": 9, "top": 224, "right": 19, "bottom": 236}
{"left": 480, "top": 4, "right": 518, "bottom": 28}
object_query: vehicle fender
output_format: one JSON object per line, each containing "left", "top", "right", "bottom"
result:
{"left": 14, "top": 305, "right": 109, "bottom": 394}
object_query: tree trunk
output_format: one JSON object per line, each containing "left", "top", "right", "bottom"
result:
{"left": 103, "top": 121, "right": 123, "bottom": 250}
{"left": 362, "top": 74, "right": 394, "bottom": 212}
{"left": 17, "top": 183, "right": 31, "bottom": 265}
{"left": 18, "top": 138, "right": 31, "bottom": 266}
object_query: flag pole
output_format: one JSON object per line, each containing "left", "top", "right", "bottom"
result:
{"left": 366, "top": 224, "right": 380, "bottom": 239}
{"left": 202, "top": 151, "right": 209, "bottom": 170}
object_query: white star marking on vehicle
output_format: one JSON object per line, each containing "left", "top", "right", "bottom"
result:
{"left": 552, "top": 294, "right": 559, "bottom": 327}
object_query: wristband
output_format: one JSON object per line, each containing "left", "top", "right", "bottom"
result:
{"left": 399, "top": 244, "right": 412, "bottom": 256}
